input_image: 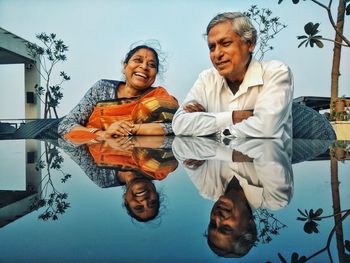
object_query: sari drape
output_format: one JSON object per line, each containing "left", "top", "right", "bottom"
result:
{"left": 64, "top": 86, "right": 179, "bottom": 143}
{"left": 88, "top": 143, "right": 178, "bottom": 180}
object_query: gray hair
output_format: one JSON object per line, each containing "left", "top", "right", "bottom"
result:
{"left": 206, "top": 12, "right": 257, "bottom": 46}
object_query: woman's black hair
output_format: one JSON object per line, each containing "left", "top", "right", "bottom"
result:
{"left": 123, "top": 45, "right": 160, "bottom": 73}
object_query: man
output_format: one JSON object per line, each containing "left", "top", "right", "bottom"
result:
{"left": 172, "top": 136, "right": 293, "bottom": 257}
{"left": 172, "top": 12, "right": 294, "bottom": 139}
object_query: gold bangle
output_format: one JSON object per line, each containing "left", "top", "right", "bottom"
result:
{"left": 132, "top": 124, "right": 141, "bottom": 135}
{"left": 89, "top": 128, "right": 100, "bottom": 133}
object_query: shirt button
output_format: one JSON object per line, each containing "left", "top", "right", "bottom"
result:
{"left": 223, "top": 129, "right": 231, "bottom": 136}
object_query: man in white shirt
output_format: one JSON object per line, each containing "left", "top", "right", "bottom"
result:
{"left": 172, "top": 137, "right": 293, "bottom": 211}
{"left": 172, "top": 12, "right": 294, "bottom": 139}
{"left": 172, "top": 136, "right": 293, "bottom": 257}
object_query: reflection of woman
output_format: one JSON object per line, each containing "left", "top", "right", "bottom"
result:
{"left": 59, "top": 136, "right": 178, "bottom": 222}
{"left": 58, "top": 44, "right": 179, "bottom": 141}
{"left": 118, "top": 170, "right": 161, "bottom": 222}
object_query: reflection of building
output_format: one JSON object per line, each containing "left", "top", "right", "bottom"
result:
{"left": 0, "top": 140, "right": 41, "bottom": 228}
{"left": 0, "top": 27, "right": 41, "bottom": 119}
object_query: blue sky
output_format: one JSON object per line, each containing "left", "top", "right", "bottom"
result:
{"left": 0, "top": 0, "right": 349, "bottom": 118}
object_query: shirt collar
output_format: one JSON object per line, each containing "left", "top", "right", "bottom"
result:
{"left": 241, "top": 58, "right": 263, "bottom": 89}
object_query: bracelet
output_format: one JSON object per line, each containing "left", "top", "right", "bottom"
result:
{"left": 132, "top": 124, "right": 141, "bottom": 135}
{"left": 89, "top": 128, "right": 100, "bottom": 133}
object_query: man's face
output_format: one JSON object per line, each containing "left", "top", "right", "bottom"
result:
{"left": 207, "top": 21, "right": 254, "bottom": 83}
{"left": 208, "top": 196, "right": 254, "bottom": 251}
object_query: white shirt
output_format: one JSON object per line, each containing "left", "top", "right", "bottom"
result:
{"left": 172, "top": 137, "right": 294, "bottom": 211}
{"left": 172, "top": 59, "right": 294, "bottom": 140}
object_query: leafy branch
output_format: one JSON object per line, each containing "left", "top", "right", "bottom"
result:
{"left": 277, "top": 208, "right": 350, "bottom": 262}
{"left": 244, "top": 5, "right": 287, "bottom": 60}
{"left": 278, "top": 0, "right": 350, "bottom": 48}
{"left": 26, "top": 33, "right": 70, "bottom": 118}
{"left": 254, "top": 208, "right": 287, "bottom": 243}
{"left": 30, "top": 141, "right": 71, "bottom": 221}
{"left": 297, "top": 208, "right": 349, "bottom": 234}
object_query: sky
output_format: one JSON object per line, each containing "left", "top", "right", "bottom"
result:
{"left": 0, "top": 0, "right": 349, "bottom": 119}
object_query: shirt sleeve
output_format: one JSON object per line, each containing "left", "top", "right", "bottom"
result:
{"left": 226, "top": 62, "right": 293, "bottom": 138}
{"left": 58, "top": 80, "right": 114, "bottom": 135}
{"left": 172, "top": 71, "right": 232, "bottom": 136}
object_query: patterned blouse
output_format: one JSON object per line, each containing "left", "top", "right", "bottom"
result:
{"left": 58, "top": 136, "right": 175, "bottom": 188}
{"left": 58, "top": 138, "right": 119, "bottom": 188}
{"left": 58, "top": 79, "right": 173, "bottom": 135}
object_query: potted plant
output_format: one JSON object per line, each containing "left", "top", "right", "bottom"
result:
{"left": 331, "top": 96, "right": 350, "bottom": 121}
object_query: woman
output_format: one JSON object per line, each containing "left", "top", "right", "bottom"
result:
{"left": 58, "top": 44, "right": 179, "bottom": 142}
{"left": 89, "top": 136, "right": 178, "bottom": 222}
{"left": 59, "top": 136, "right": 178, "bottom": 222}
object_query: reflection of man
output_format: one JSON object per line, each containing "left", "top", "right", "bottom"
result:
{"left": 207, "top": 175, "right": 257, "bottom": 258}
{"left": 173, "top": 137, "right": 293, "bottom": 257}
{"left": 172, "top": 12, "right": 293, "bottom": 139}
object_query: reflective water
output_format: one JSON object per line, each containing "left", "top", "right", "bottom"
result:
{"left": 0, "top": 137, "right": 349, "bottom": 263}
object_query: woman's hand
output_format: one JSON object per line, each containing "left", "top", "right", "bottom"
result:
{"left": 105, "top": 120, "right": 135, "bottom": 137}
{"left": 104, "top": 136, "right": 135, "bottom": 152}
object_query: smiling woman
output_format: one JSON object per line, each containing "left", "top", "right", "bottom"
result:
{"left": 58, "top": 43, "right": 179, "bottom": 143}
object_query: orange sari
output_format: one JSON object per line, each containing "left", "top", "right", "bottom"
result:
{"left": 65, "top": 86, "right": 178, "bottom": 143}
{"left": 88, "top": 143, "right": 178, "bottom": 180}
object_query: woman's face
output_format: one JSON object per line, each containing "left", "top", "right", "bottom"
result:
{"left": 124, "top": 178, "right": 159, "bottom": 221}
{"left": 124, "top": 48, "right": 157, "bottom": 91}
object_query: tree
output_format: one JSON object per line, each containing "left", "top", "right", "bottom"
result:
{"left": 31, "top": 141, "right": 71, "bottom": 221}
{"left": 278, "top": 0, "right": 350, "bottom": 112}
{"left": 26, "top": 33, "right": 70, "bottom": 119}
{"left": 244, "top": 5, "right": 287, "bottom": 61}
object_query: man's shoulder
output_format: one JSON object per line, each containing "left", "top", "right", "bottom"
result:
{"left": 260, "top": 60, "right": 290, "bottom": 73}
{"left": 198, "top": 67, "right": 223, "bottom": 83}
{"left": 199, "top": 67, "right": 219, "bottom": 77}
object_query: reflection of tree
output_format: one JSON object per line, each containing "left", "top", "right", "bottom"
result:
{"left": 278, "top": 210, "right": 350, "bottom": 262}
{"left": 254, "top": 208, "right": 287, "bottom": 244}
{"left": 276, "top": 154, "right": 350, "bottom": 263}
{"left": 330, "top": 140, "right": 350, "bottom": 161}
{"left": 30, "top": 141, "right": 71, "bottom": 221}
{"left": 297, "top": 208, "right": 324, "bottom": 234}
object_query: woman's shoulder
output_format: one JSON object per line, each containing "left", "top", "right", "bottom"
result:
{"left": 151, "top": 86, "right": 179, "bottom": 104}
{"left": 94, "top": 79, "right": 122, "bottom": 89}
{"left": 86, "top": 79, "right": 123, "bottom": 100}
{"left": 153, "top": 86, "right": 176, "bottom": 97}
{"left": 93, "top": 79, "right": 123, "bottom": 92}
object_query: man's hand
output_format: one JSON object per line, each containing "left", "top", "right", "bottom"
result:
{"left": 183, "top": 159, "right": 205, "bottom": 170}
{"left": 183, "top": 101, "right": 206, "bottom": 113}
{"left": 232, "top": 150, "right": 253, "bottom": 162}
{"left": 232, "top": 110, "right": 254, "bottom": 124}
